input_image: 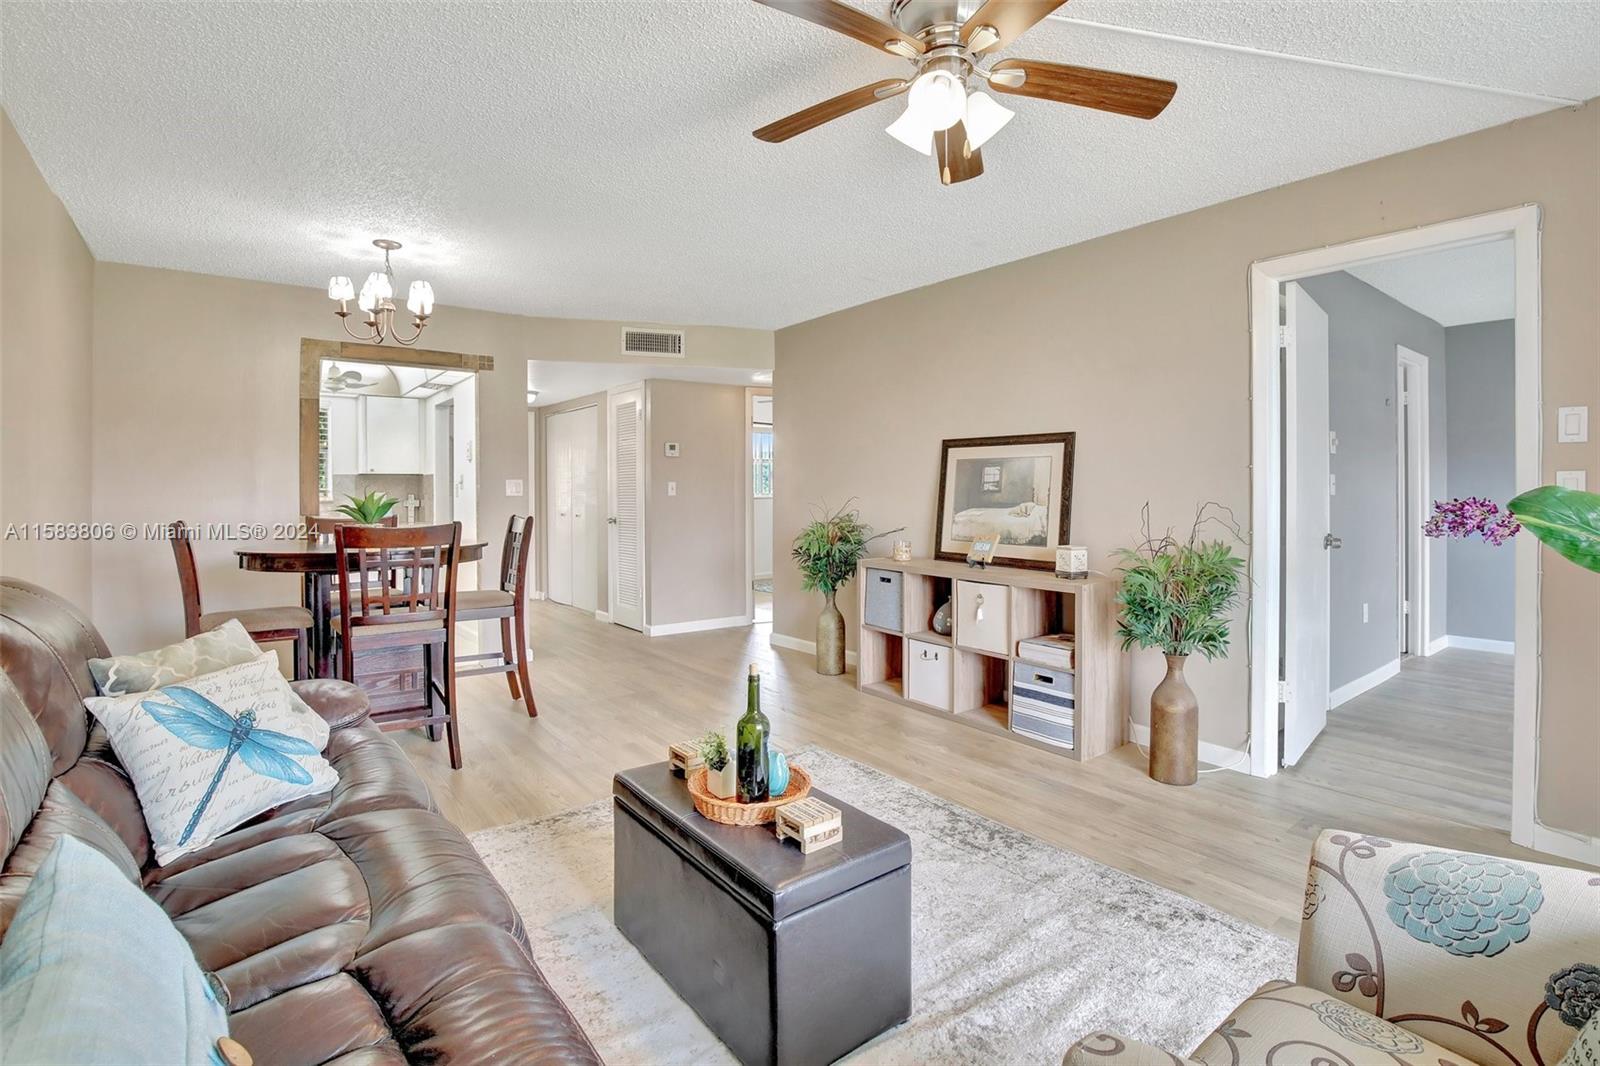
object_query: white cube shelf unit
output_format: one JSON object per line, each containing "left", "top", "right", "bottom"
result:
{"left": 854, "top": 557, "right": 1128, "bottom": 762}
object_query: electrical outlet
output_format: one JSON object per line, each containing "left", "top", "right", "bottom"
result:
{"left": 664, "top": 442, "right": 681, "bottom": 457}
{"left": 1556, "top": 470, "right": 1587, "bottom": 491}
{"left": 667, "top": 481, "right": 677, "bottom": 497}
{"left": 504, "top": 479, "right": 523, "bottom": 497}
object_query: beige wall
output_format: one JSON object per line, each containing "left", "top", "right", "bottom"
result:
{"left": 1, "top": 111, "right": 95, "bottom": 606}
{"left": 645, "top": 380, "right": 749, "bottom": 627}
{"left": 775, "top": 102, "right": 1599, "bottom": 837}
{"left": 88, "top": 262, "right": 771, "bottom": 656}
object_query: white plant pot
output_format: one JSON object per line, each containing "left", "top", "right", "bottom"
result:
{"left": 706, "top": 761, "right": 737, "bottom": 799}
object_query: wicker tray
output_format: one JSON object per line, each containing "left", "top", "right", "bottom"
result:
{"left": 686, "top": 764, "right": 812, "bottom": 826}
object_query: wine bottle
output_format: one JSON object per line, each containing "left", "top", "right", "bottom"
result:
{"left": 736, "top": 662, "right": 770, "bottom": 803}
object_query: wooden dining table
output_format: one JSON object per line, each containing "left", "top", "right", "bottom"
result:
{"left": 236, "top": 538, "right": 487, "bottom": 679}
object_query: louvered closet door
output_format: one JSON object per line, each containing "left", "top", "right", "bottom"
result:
{"left": 608, "top": 387, "right": 645, "bottom": 631}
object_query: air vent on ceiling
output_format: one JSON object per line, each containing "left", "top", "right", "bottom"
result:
{"left": 622, "top": 328, "right": 685, "bottom": 357}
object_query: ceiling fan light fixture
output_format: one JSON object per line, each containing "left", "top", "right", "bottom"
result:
{"left": 885, "top": 105, "right": 934, "bottom": 156}
{"left": 963, "top": 91, "right": 1014, "bottom": 150}
{"left": 907, "top": 68, "right": 966, "bottom": 132}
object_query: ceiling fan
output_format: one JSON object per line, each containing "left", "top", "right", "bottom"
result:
{"left": 751, "top": 0, "right": 1176, "bottom": 185}
{"left": 322, "top": 363, "right": 373, "bottom": 393}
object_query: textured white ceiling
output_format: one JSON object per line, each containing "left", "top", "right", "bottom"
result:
{"left": 2, "top": 2, "right": 1595, "bottom": 330}
{"left": 527, "top": 359, "right": 768, "bottom": 408}
{"left": 1346, "top": 239, "right": 1515, "bottom": 327}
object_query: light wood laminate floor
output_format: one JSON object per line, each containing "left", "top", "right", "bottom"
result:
{"left": 397, "top": 605, "right": 1565, "bottom": 941}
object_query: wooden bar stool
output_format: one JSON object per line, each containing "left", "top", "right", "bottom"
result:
{"left": 335, "top": 521, "right": 464, "bottom": 768}
{"left": 455, "top": 515, "right": 537, "bottom": 717}
{"left": 170, "top": 520, "right": 312, "bottom": 679}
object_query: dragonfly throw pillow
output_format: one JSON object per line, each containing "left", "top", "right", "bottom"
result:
{"left": 85, "top": 652, "right": 338, "bottom": 865}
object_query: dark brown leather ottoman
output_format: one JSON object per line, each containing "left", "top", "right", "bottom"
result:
{"left": 613, "top": 762, "right": 912, "bottom": 1066}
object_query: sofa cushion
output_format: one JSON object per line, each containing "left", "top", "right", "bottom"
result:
{"left": 88, "top": 618, "right": 262, "bottom": 696}
{"left": 353, "top": 923, "right": 602, "bottom": 1065}
{"left": 1298, "top": 831, "right": 1600, "bottom": 1066}
{"left": 0, "top": 779, "right": 141, "bottom": 941}
{"left": 228, "top": 974, "right": 396, "bottom": 1065}
{"left": 1192, "top": 981, "right": 1479, "bottom": 1066}
{"left": 1, "top": 836, "right": 231, "bottom": 1066}
{"left": 86, "top": 654, "right": 338, "bottom": 864}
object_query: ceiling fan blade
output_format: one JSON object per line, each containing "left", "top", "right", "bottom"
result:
{"left": 961, "top": 0, "right": 1068, "bottom": 53}
{"left": 754, "top": 79, "right": 908, "bottom": 143}
{"left": 752, "top": 0, "right": 925, "bottom": 57}
{"left": 988, "top": 58, "right": 1176, "bottom": 119}
{"left": 934, "top": 121, "right": 984, "bottom": 185}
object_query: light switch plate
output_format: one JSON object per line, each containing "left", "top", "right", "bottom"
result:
{"left": 1555, "top": 470, "right": 1587, "bottom": 491}
{"left": 1557, "top": 406, "right": 1588, "bottom": 443}
{"left": 667, "top": 481, "right": 677, "bottom": 497}
{"left": 664, "top": 442, "right": 681, "bottom": 457}
{"left": 504, "top": 479, "right": 523, "bottom": 497}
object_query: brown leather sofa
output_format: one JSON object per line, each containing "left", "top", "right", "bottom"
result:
{"left": 0, "top": 578, "right": 602, "bottom": 1065}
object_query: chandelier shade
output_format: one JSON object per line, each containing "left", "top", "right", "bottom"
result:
{"left": 329, "top": 240, "right": 433, "bottom": 345}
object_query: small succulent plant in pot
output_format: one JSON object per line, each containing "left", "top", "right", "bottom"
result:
{"left": 335, "top": 490, "right": 399, "bottom": 525}
{"left": 696, "top": 730, "right": 736, "bottom": 799}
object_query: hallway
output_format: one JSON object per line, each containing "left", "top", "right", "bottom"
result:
{"left": 1291, "top": 649, "right": 1513, "bottom": 831}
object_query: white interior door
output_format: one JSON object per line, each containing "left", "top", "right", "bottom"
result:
{"left": 607, "top": 387, "right": 645, "bottom": 631}
{"left": 1283, "top": 282, "right": 1332, "bottom": 765}
{"left": 569, "top": 406, "right": 597, "bottom": 614}
{"left": 545, "top": 407, "right": 579, "bottom": 607}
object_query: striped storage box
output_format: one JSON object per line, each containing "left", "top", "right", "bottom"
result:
{"left": 1011, "top": 663, "right": 1075, "bottom": 750}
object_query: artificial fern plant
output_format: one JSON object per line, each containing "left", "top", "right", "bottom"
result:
{"left": 335, "top": 490, "right": 399, "bottom": 525}
{"left": 1115, "top": 504, "right": 1246, "bottom": 660}
{"left": 790, "top": 501, "right": 902, "bottom": 600}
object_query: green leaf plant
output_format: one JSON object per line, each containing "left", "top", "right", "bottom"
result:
{"left": 790, "top": 500, "right": 903, "bottom": 599}
{"left": 334, "top": 490, "right": 399, "bottom": 525}
{"left": 1114, "top": 503, "right": 1247, "bottom": 660}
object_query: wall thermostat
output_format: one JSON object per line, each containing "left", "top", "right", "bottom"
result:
{"left": 664, "top": 442, "right": 681, "bottom": 457}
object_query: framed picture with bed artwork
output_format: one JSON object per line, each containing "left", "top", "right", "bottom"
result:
{"left": 934, "top": 432, "right": 1076, "bottom": 569}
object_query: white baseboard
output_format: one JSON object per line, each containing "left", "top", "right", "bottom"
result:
{"left": 771, "top": 632, "right": 859, "bottom": 668}
{"left": 594, "top": 610, "right": 611, "bottom": 624}
{"left": 1532, "top": 823, "right": 1600, "bottom": 865}
{"left": 644, "top": 614, "right": 750, "bottom": 637}
{"left": 1425, "top": 635, "right": 1448, "bottom": 656}
{"left": 528, "top": 590, "right": 547, "bottom": 602}
{"left": 1330, "top": 658, "right": 1402, "bottom": 709}
{"left": 1129, "top": 723, "right": 1249, "bottom": 773}
{"left": 1441, "top": 634, "right": 1515, "bottom": 655}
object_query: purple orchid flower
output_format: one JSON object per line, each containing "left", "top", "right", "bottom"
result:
{"left": 1423, "top": 497, "right": 1521, "bottom": 546}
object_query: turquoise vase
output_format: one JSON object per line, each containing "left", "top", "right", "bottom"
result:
{"left": 768, "top": 750, "right": 790, "bottom": 796}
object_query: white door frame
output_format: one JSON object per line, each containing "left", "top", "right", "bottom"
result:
{"left": 1248, "top": 204, "right": 1542, "bottom": 852}
{"left": 1395, "top": 346, "right": 1431, "bottom": 658}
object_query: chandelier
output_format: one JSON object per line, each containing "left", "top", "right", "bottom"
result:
{"left": 327, "top": 239, "right": 434, "bottom": 345}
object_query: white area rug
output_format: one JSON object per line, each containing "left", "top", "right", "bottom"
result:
{"left": 470, "top": 749, "right": 1293, "bottom": 1065}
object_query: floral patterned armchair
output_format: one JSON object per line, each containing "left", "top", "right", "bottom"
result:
{"left": 1065, "top": 830, "right": 1600, "bottom": 1066}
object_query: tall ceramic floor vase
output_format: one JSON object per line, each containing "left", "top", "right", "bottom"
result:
{"left": 816, "top": 591, "right": 846, "bottom": 676}
{"left": 1149, "top": 654, "right": 1199, "bottom": 786}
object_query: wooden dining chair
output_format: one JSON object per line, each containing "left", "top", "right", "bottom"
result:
{"left": 455, "top": 514, "right": 537, "bottom": 717}
{"left": 169, "top": 520, "right": 313, "bottom": 679}
{"left": 334, "top": 521, "right": 464, "bottom": 769}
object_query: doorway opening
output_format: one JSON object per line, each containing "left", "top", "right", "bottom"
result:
{"left": 1249, "top": 207, "right": 1540, "bottom": 853}
{"left": 750, "top": 390, "right": 774, "bottom": 626}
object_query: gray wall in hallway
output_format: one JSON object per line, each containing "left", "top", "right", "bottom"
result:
{"left": 1444, "top": 320, "right": 1516, "bottom": 643}
{"left": 1297, "top": 272, "right": 1447, "bottom": 691}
